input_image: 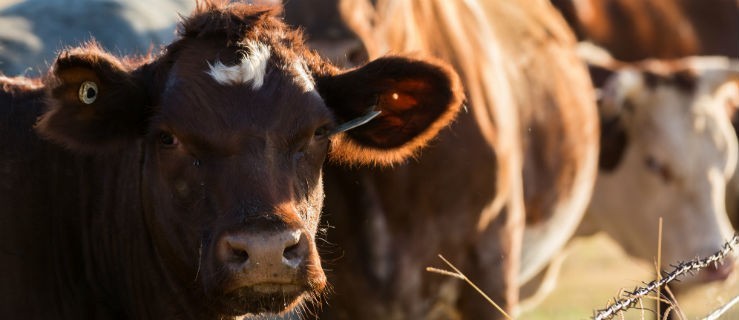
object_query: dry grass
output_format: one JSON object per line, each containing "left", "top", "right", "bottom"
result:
{"left": 426, "top": 231, "right": 738, "bottom": 319}
{"left": 520, "top": 234, "right": 739, "bottom": 320}
{"left": 427, "top": 255, "right": 513, "bottom": 320}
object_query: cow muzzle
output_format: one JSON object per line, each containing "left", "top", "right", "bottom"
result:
{"left": 698, "top": 255, "right": 735, "bottom": 283}
{"left": 214, "top": 228, "right": 325, "bottom": 314}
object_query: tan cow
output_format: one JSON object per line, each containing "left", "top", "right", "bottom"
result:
{"left": 550, "top": 0, "right": 738, "bottom": 61}
{"left": 286, "top": 0, "right": 600, "bottom": 318}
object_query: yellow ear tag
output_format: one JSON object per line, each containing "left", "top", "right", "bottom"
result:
{"left": 78, "top": 81, "right": 98, "bottom": 104}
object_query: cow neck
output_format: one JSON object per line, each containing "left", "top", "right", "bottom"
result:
{"left": 81, "top": 148, "right": 147, "bottom": 317}
{"left": 66, "top": 144, "right": 191, "bottom": 319}
{"left": 137, "top": 141, "right": 212, "bottom": 318}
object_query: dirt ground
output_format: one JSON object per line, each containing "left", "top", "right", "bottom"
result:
{"left": 520, "top": 234, "right": 739, "bottom": 320}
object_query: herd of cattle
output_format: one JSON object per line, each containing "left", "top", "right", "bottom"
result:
{"left": 0, "top": 0, "right": 736, "bottom": 319}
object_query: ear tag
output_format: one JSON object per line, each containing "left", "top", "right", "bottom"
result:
{"left": 78, "top": 81, "right": 98, "bottom": 104}
{"left": 330, "top": 107, "right": 382, "bottom": 135}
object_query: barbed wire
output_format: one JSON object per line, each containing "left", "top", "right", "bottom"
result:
{"left": 592, "top": 233, "right": 739, "bottom": 320}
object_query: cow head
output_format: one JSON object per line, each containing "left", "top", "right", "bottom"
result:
{"left": 591, "top": 57, "right": 738, "bottom": 287}
{"left": 34, "top": 2, "right": 462, "bottom": 316}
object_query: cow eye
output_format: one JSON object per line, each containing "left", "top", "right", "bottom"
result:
{"left": 645, "top": 156, "right": 672, "bottom": 182}
{"left": 159, "top": 132, "right": 179, "bottom": 147}
{"left": 78, "top": 81, "right": 98, "bottom": 104}
{"left": 314, "top": 125, "right": 332, "bottom": 139}
{"left": 622, "top": 98, "right": 635, "bottom": 113}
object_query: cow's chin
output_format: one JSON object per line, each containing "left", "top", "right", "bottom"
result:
{"left": 218, "top": 284, "right": 308, "bottom": 316}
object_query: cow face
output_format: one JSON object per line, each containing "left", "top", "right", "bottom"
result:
{"left": 592, "top": 57, "right": 738, "bottom": 287}
{"left": 34, "top": 4, "right": 462, "bottom": 317}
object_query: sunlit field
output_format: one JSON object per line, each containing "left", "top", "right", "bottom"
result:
{"left": 521, "top": 234, "right": 739, "bottom": 320}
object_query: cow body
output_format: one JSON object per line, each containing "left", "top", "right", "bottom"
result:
{"left": 551, "top": 0, "right": 738, "bottom": 61}
{"left": 0, "top": 78, "right": 182, "bottom": 318}
{"left": 287, "top": 0, "right": 600, "bottom": 318}
{"left": 321, "top": 108, "right": 502, "bottom": 319}
{"left": 0, "top": 2, "right": 463, "bottom": 319}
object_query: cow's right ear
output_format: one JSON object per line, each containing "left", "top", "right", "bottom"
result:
{"left": 35, "top": 47, "right": 151, "bottom": 153}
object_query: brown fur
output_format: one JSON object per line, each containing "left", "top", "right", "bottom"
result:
{"left": 552, "top": 0, "right": 738, "bottom": 61}
{"left": 35, "top": 43, "right": 151, "bottom": 153}
{"left": 0, "top": 75, "right": 43, "bottom": 91}
{"left": 319, "top": 55, "right": 464, "bottom": 165}
{"left": 0, "top": 1, "right": 462, "bottom": 319}
{"left": 301, "top": 0, "right": 600, "bottom": 318}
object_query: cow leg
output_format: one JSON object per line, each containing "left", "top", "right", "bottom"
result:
{"left": 458, "top": 208, "right": 524, "bottom": 319}
{"left": 518, "top": 249, "right": 570, "bottom": 311}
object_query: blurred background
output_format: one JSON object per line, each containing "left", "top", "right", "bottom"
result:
{"left": 0, "top": 0, "right": 194, "bottom": 76}
{"left": 523, "top": 234, "right": 739, "bottom": 319}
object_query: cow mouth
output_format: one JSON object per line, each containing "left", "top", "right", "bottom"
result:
{"left": 670, "top": 255, "right": 736, "bottom": 289}
{"left": 219, "top": 283, "right": 308, "bottom": 316}
{"left": 698, "top": 260, "right": 735, "bottom": 283}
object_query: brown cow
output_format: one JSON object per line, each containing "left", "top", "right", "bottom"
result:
{"left": 551, "top": 0, "right": 739, "bottom": 61}
{"left": 286, "top": 0, "right": 600, "bottom": 318}
{"left": 0, "top": 2, "right": 462, "bottom": 319}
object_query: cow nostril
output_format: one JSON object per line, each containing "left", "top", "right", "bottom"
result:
{"left": 229, "top": 246, "right": 249, "bottom": 264}
{"left": 701, "top": 257, "right": 735, "bottom": 282}
{"left": 283, "top": 243, "right": 301, "bottom": 262}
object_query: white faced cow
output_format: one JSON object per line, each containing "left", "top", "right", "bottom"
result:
{"left": 521, "top": 56, "right": 739, "bottom": 312}
{"left": 584, "top": 56, "right": 739, "bottom": 286}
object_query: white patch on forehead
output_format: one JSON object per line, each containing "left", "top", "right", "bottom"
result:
{"left": 206, "top": 40, "right": 271, "bottom": 89}
{"left": 292, "top": 59, "right": 315, "bottom": 92}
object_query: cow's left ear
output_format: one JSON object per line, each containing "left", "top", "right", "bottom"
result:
{"left": 716, "top": 77, "right": 739, "bottom": 129}
{"left": 598, "top": 74, "right": 629, "bottom": 172}
{"left": 35, "top": 47, "right": 151, "bottom": 153}
{"left": 315, "top": 56, "right": 463, "bottom": 165}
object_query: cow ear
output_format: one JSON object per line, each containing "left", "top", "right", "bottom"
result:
{"left": 587, "top": 63, "right": 615, "bottom": 104}
{"left": 716, "top": 78, "right": 739, "bottom": 132}
{"left": 599, "top": 114, "right": 628, "bottom": 171}
{"left": 35, "top": 47, "right": 151, "bottom": 153}
{"left": 315, "top": 56, "right": 463, "bottom": 165}
{"left": 598, "top": 75, "right": 629, "bottom": 172}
